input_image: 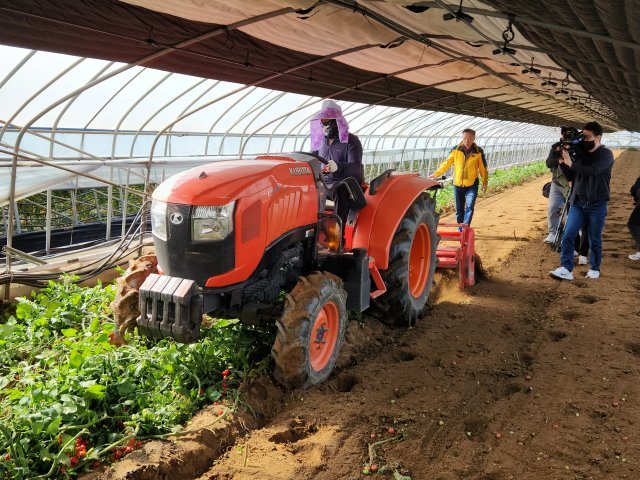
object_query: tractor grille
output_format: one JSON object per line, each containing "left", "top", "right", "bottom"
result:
{"left": 154, "top": 203, "right": 235, "bottom": 285}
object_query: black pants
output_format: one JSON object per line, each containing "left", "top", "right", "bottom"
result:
{"left": 628, "top": 205, "right": 640, "bottom": 251}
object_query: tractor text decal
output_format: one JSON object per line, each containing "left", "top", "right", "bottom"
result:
{"left": 289, "top": 166, "right": 312, "bottom": 176}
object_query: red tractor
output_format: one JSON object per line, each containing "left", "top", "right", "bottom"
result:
{"left": 113, "top": 153, "right": 441, "bottom": 388}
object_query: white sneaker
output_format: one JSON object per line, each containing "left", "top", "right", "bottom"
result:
{"left": 586, "top": 269, "right": 600, "bottom": 279}
{"left": 578, "top": 255, "right": 588, "bottom": 265}
{"left": 574, "top": 251, "right": 579, "bottom": 257}
{"left": 543, "top": 234, "right": 555, "bottom": 244}
{"left": 549, "top": 266, "right": 573, "bottom": 280}
{"left": 629, "top": 252, "right": 640, "bottom": 261}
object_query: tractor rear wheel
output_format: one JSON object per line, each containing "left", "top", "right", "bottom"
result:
{"left": 272, "top": 272, "right": 347, "bottom": 389}
{"left": 381, "top": 193, "right": 438, "bottom": 326}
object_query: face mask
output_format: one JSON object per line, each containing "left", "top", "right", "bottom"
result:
{"left": 582, "top": 139, "right": 596, "bottom": 151}
{"left": 322, "top": 120, "right": 339, "bottom": 140}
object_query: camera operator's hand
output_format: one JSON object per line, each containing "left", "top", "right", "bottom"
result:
{"left": 560, "top": 149, "right": 572, "bottom": 167}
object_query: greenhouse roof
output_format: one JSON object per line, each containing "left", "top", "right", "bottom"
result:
{"left": 0, "top": 0, "right": 636, "bottom": 131}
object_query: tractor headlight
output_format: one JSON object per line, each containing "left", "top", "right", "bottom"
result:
{"left": 150, "top": 199, "right": 167, "bottom": 241}
{"left": 191, "top": 201, "right": 235, "bottom": 241}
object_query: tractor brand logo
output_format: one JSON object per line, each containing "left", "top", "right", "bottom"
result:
{"left": 289, "top": 166, "right": 311, "bottom": 176}
{"left": 170, "top": 212, "right": 184, "bottom": 225}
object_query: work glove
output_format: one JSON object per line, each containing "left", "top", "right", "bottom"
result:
{"left": 327, "top": 160, "right": 338, "bottom": 173}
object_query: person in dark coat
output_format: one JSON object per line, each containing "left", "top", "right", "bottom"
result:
{"left": 549, "top": 121, "right": 614, "bottom": 280}
{"left": 628, "top": 176, "right": 640, "bottom": 261}
{"left": 310, "top": 100, "right": 364, "bottom": 227}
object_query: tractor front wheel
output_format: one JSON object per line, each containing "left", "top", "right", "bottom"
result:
{"left": 272, "top": 272, "right": 347, "bottom": 388}
{"left": 381, "top": 193, "right": 438, "bottom": 326}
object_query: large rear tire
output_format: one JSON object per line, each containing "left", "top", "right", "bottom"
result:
{"left": 381, "top": 193, "right": 438, "bottom": 326}
{"left": 272, "top": 272, "right": 347, "bottom": 389}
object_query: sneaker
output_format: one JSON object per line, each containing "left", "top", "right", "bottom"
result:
{"left": 586, "top": 269, "right": 600, "bottom": 279}
{"left": 549, "top": 266, "right": 573, "bottom": 280}
{"left": 578, "top": 255, "right": 588, "bottom": 265}
{"left": 574, "top": 250, "right": 579, "bottom": 257}
{"left": 629, "top": 252, "right": 640, "bottom": 261}
{"left": 543, "top": 234, "right": 555, "bottom": 244}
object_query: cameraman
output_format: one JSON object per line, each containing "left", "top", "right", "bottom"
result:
{"left": 549, "top": 121, "right": 614, "bottom": 280}
{"left": 543, "top": 127, "right": 574, "bottom": 244}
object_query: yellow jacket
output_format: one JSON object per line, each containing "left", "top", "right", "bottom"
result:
{"left": 433, "top": 143, "right": 488, "bottom": 188}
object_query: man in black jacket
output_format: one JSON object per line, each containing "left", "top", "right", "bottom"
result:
{"left": 549, "top": 121, "right": 614, "bottom": 280}
{"left": 628, "top": 176, "right": 640, "bottom": 261}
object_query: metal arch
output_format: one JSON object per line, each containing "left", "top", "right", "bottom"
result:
{"left": 0, "top": 56, "right": 86, "bottom": 143}
{"left": 237, "top": 91, "right": 289, "bottom": 157}
{"left": 2, "top": 121, "right": 107, "bottom": 163}
{"left": 82, "top": 68, "right": 148, "bottom": 129}
{"left": 4, "top": 8, "right": 298, "bottom": 289}
{"left": 110, "top": 71, "right": 173, "bottom": 161}
{"left": 371, "top": 108, "right": 419, "bottom": 154}
{"left": 273, "top": 96, "right": 319, "bottom": 153}
{"left": 399, "top": 111, "right": 442, "bottom": 152}
{"left": 326, "top": 0, "right": 613, "bottom": 128}
{"left": 172, "top": 79, "right": 221, "bottom": 132}
{"left": 0, "top": 49, "right": 36, "bottom": 91}
{"left": 206, "top": 86, "right": 258, "bottom": 155}
{"left": 225, "top": 90, "right": 285, "bottom": 156}
{"left": 387, "top": 109, "right": 428, "bottom": 148}
{"left": 269, "top": 97, "right": 315, "bottom": 152}
{"left": 50, "top": 61, "right": 116, "bottom": 158}
{"left": 145, "top": 41, "right": 381, "bottom": 179}
{"left": 129, "top": 77, "right": 208, "bottom": 157}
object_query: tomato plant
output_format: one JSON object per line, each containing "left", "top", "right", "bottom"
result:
{"left": 0, "top": 275, "right": 275, "bottom": 479}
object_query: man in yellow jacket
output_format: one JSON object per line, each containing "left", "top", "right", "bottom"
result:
{"left": 429, "top": 128, "right": 488, "bottom": 225}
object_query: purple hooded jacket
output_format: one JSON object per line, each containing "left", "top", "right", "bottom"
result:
{"left": 309, "top": 99, "right": 363, "bottom": 184}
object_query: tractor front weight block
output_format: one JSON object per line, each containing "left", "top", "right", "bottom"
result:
{"left": 137, "top": 273, "right": 203, "bottom": 343}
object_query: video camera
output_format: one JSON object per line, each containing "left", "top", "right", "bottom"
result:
{"left": 552, "top": 125, "right": 583, "bottom": 158}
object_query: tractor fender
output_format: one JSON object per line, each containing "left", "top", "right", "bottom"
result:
{"left": 352, "top": 174, "right": 439, "bottom": 270}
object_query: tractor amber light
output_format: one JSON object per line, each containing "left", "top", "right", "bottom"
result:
{"left": 326, "top": 222, "right": 341, "bottom": 251}
{"left": 150, "top": 199, "right": 167, "bottom": 241}
{"left": 191, "top": 201, "right": 235, "bottom": 241}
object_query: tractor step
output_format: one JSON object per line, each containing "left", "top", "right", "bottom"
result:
{"left": 137, "top": 273, "right": 203, "bottom": 343}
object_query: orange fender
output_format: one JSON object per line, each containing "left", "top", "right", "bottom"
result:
{"left": 352, "top": 173, "right": 439, "bottom": 270}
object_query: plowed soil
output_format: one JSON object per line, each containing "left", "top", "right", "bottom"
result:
{"left": 87, "top": 150, "right": 640, "bottom": 480}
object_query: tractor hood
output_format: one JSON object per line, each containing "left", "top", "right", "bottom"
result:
{"left": 152, "top": 159, "right": 292, "bottom": 205}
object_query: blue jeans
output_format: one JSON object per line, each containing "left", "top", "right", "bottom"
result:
{"left": 454, "top": 180, "right": 479, "bottom": 225}
{"left": 560, "top": 200, "right": 608, "bottom": 271}
{"left": 547, "top": 182, "right": 566, "bottom": 234}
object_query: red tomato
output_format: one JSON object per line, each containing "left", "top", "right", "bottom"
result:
{"left": 4, "top": 453, "right": 11, "bottom": 461}
{"left": 370, "top": 464, "right": 378, "bottom": 473}
{"left": 221, "top": 369, "right": 231, "bottom": 377}
{"left": 388, "top": 427, "right": 396, "bottom": 435}
{"left": 70, "top": 457, "right": 79, "bottom": 466}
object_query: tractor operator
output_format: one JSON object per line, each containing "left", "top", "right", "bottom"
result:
{"left": 429, "top": 128, "right": 488, "bottom": 226}
{"left": 310, "top": 99, "right": 363, "bottom": 224}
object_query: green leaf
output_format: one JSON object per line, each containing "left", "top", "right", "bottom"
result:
{"left": 15, "top": 302, "right": 35, "bottom": 320}
{"left": 61, "top": 328, "right": 77, "bottom": 337}
{"left": 0, "top": 323, "right": 16, "bottom": 339}
{"left": 31, "top": 421, "right": 44, "bottom": 435}
{"left": 85, "top": 384, "right": 107, "bottom": 399}
{"left": 69, "top": 350, "right": 84, "bottom": 369}
{"left": 46, "top": 416, "right": 61, "bottom": 435}
{"left": 205, "top": 388, "right": 222, "bottom": 402}
{"left": 39, "top": 447, "right": 52, "bottom": 462}
{"left": 393, "top": 471, "right": 412, "bottom": 480}
{"left": 117, "top": 380, "right": 135, "bottom": 396}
